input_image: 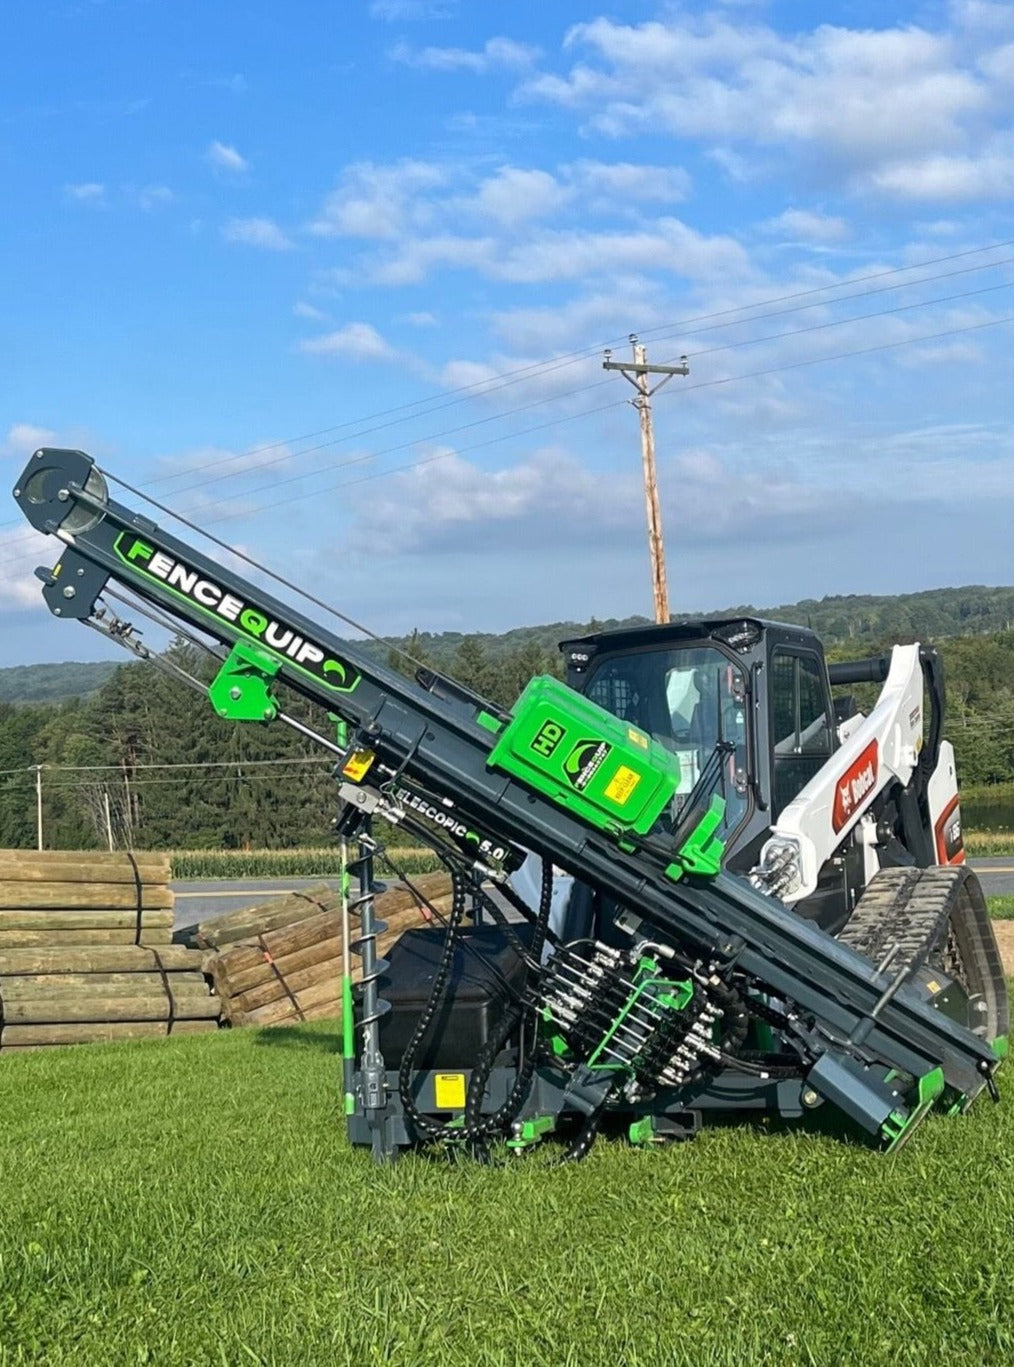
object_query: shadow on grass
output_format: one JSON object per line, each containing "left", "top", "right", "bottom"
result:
{"left": 253, "top": 1023, "right": 343, "bottom": 1054}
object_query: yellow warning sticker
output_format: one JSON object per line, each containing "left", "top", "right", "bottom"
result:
{"left": 341, "top": 748, "right": 376, "bottom": 782}
{"left": 604, "top": 764, "right": 641, "bottom": 806}
{"left": 434, "top": 1072, "right": 466, "bottom": 1110}
{"left": 626, "top": 728, "right": 649, "bottom": 750}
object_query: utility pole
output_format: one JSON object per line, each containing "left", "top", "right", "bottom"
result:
{"left": 103, "top": 789, "right": 115, "bottom": 851}
{"left": 603, "top": 336, "right": 689, "bottom": 624}
{"left": 34, "top": 765, "right": 43, "bottom": 851}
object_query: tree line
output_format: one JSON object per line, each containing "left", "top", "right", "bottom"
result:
{"left": 0, "top": 635, "right": 563, "bottom": 851}
{"left": 2, "top": 614, "right": 1014, "bottom": 851}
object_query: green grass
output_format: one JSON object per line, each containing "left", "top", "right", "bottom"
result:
{"left": 988, "top": 895, "right": 1014, "bottom": 919}
{"left": 2, "top": 1025, "right": 1014, "bottom": 1366}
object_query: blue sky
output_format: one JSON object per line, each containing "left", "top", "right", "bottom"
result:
{"left": 2, "top": 0, "right": 1013, "bottom": 666}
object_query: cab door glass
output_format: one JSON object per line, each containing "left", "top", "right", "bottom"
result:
{"left": 771, "top": 650, "right": 833, "bottom": 817}
{"left": 584, "top": 646, "right": 750, "bottom": 839}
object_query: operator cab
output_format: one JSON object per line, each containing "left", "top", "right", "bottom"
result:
{"left": 559, "top": 617, "right": 858, "bottom": 931}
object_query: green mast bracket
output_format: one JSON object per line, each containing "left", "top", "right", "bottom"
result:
{"left": 208, "top": 642, "right": 281, "bottom": 722}
{"left": 666, "top": 794, "right": 727, "bottom": 881}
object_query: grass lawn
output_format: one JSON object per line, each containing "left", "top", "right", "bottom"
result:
{"left": 2, "top": 1016, "right": 1014, "bottom": 1367}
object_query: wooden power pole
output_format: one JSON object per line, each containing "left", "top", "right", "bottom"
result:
{"left": 603, "top": 337, "right": 688, "bottom": 623}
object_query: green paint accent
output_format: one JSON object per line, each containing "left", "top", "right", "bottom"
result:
{"left": 207, "top": 642, "right": 280, "bottom": 722}
{"left": 582, "top": 961, "right": 693, "bottom": 1075}
{"left": 992, "top": 1035, "right": 1008, "bottom": 1061}
{"left": 344, "top": 1093, "right": 356, "bottom": 1116}
{"left": 671, "top": 795, "right": 726, "bottom": 878}
{"left": 506, "top": 1115, "right": 555, "bottom": 1150}
{"left": 487, "top": 675, "right": 684, "bottom": 837}
{"left": 628, "top": 1116, "right": 656, "bottom": 1146}
{"left": 540, "top": 1007, "right": 570, "bottom": 1058}
{"left": 329, "top": 715, "right": 349, "bottom": 749}
{"left": 882, "top": 1066, "right": 945, "bottom": 1151}
{"left": 943, "top": 1087, "right": 969, "bottom": 1118}
{"left": 475, "top": 709, "right": 504, "bottom": 734}
{"left": 342, "top": 977, "right": 355, "bottom": 1064}
{"left": 111, "top": 530, "right": 361, "bottom": 696}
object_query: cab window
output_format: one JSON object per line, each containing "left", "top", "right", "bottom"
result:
{"left": 770, "top": 650, "right": 833, "bottom": 817}
{"left": 584, "top": 645, "right": 750, "bottom": 840}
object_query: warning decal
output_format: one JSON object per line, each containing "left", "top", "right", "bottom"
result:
{"left": 604, "top": 765, "right": 642, "bottom": 806}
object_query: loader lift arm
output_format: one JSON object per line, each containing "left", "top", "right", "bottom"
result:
{"left": 13, "top": 448, "right": 1005, "bottom": 1154}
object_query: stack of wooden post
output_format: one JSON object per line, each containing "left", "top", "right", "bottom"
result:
{"left": 202, "top": 872, "right": 453, "bottom": 1028}
{"left": 0, "top": 850, "right": 221, "bottom": 1049}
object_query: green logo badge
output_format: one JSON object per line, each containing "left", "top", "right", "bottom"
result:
{"left": 563, "top": 738, "right": 611, "bottom": 791}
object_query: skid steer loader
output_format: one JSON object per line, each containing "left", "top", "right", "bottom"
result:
{"left": 551, "top": 618, "right": 1005, "bottom": 1040}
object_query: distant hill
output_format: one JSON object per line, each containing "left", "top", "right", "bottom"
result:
{"left": 4, "top": 584, "right": 1013, "bottom": 703}
{"left": 0, "top": 661, "right": 119, "bottom": 705}
{"left": 373, "top": 584, "right": 1014, "bottom": 666}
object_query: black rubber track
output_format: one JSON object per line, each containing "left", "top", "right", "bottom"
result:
{"left": 838, "top": 865, "right": 1009, "bottom": 1043}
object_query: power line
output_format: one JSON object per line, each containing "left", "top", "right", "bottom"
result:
{"left": 2, "top": 302, "right": 1012, "bottom": 607}
{"left": 1, "top": 238, "right": 1012, "bottom": 542}
{"left": 100, "top": 249, "right": 1014, "bottom": 505}
{"left": 1, "top": 267, "right": 1011, "bottom": 633}
{"left": 0, "top": 756, "right": 335, "bottom": 779}
{"left": 155, "top": 309, "right": 1014, "bottom": 529}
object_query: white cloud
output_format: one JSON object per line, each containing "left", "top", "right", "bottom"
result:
{"left": 403, "top": 311, "right": 438, "bottom": 326}
{"left": 467, "top": 166, "right": 570, "bottom": 227}
{"left": 310, "top": 156, "right": 696, "bottom": 250}
{"left": 137, "top": 185, "right": 174, "bottom": 211}
{"left": 308, "top": 159, "right": 446, "bottom": 239}
{"left": 293, "top": 301, "right": 328, "bottom": 320}
{"left": 0, "top": 528, "right": 52, "bottom": 609}
{"left": 2, "top": 424, "right": 58, "bottom": 459}
{"left": 436, "top": 351, "right": 600, "bottom": 409}
{"left": 869, "top": 147, "right": 1014, "bottom": 200}
{"left": 299, "top": 322, "right": 398, "bottom": 361}
{"left": 762, "top": 208, "right": 849, "bottom": 243}
{"left": 369, "top": 0, "right": 455, "bottom": 18}
{"left": 952, "top": 1, "right": 1014, "bottom": 36}
{"left": 207, "top": 141, "right": 249, "bottom": 174}
{"left": 362, "top": 218, "right": 750, "bottom": 288}
{"left": 65, "top": 182, "right": 105, "bottom": 204}
{"left": 488, "top": 281, "right": 663, "bottom": 354}
{"left": 222, "top": 216, "right": 294, "bottom": 250}
{"left": 896, "top": 339, "right": 985, "bottom": 368}
{"left": 347, "top": 442, "right": 854, "bottom": 559}
{"left": 570, "top": 160, "right": 692, "bottom": 205}
{"left": 351, "top": 446, "right": 637, "bottom": 554}
{"left": 391, "top": 37, "right": 539, "bottom": 73}
{"left": 519, "top": 14, "right": 1005, "bottom": 201}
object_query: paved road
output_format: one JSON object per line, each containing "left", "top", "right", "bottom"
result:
{"left": 172, "top": 858, "right": 1014, "bottom": 934}
{"left": 968, "top": 857, "right": 1014, "bottom": 897}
